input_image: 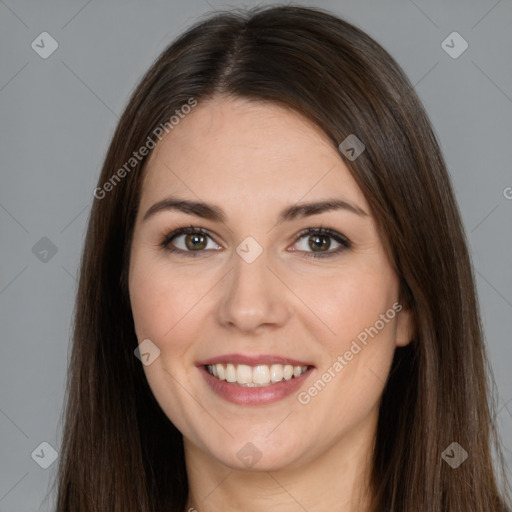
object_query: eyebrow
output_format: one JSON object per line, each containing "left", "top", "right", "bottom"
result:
{"left": 142, "top": 196, "right": 368, "bottom": 224}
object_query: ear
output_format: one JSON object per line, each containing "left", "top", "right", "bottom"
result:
{"left": 395, "top": 305, "right": 414, "bottom": 347}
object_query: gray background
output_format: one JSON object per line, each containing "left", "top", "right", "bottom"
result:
{"left": 1, "top": 0, "right": 511, "bottom": 510}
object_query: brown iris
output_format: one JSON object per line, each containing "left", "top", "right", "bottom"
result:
{"left": 308, "top": 235, "right": 330, "bottom": 252}
{"left": 185, "top": 233, "right": 207, "bottom": 250}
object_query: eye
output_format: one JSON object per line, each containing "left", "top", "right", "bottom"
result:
{"left": 291, "top": 228, "right": 350, "bottom": 258}
{"left": 160, "top": 226, "right": 221, "bottom": 256}
{"left": 159, "top": 226, "right": 350, "bottom": 259}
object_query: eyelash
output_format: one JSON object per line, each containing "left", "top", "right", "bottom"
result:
{"left": 159, "top": 225, "right": 351, "bottom": 259}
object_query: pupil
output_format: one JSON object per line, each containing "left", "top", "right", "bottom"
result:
{"left": 186, "top": 234, "right": 206, "bottom": 250}
{"left": 309, "top": 235, "right": 329, "bottom": 251}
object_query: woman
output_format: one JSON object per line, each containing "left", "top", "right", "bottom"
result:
{"left": 54, "top": 5, "right": 510, "bottom": 511}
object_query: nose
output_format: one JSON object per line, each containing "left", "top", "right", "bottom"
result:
{"left": 215, "top": 250, "right": 292, "bottom": 334}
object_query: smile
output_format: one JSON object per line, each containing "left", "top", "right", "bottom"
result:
{"left": 205, "top": 363, "right": 310, "bottom": 387}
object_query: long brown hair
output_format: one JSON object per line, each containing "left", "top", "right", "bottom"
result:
{"left": 53, "top": 5, "right": 510, "bottom": 511}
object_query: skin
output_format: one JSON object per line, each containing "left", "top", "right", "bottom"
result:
{"left": 128, "top": 96, "right": 413, "bottom": 512}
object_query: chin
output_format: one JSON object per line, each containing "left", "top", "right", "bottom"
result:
{"left": 203, "top": 435, "right": 307, "bottom": 472}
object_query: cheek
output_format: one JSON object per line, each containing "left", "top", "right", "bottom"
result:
{"left": 291, "top": 264, "right": 399, "bottom": 343}
{"left": 307, "top": 272, "right": 398, "bottom": 385}
{"left": 129, "top": 254, "right": 206, "bottom": 342}
{"left": 129, "top": 269, "right": 170, "bottom": 341}
{"left": 292, "top": 264, "right": 400, "bottom": 403}
{"left": 129, "top": 256, "right": 207, "bottom": 433}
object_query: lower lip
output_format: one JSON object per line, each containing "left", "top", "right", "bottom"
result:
{"left": 199, "top": 366, "right": 314, "bottom": 405}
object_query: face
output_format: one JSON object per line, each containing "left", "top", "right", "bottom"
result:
{"left": 128, "top": 96, "right": 412, "bottom": 472}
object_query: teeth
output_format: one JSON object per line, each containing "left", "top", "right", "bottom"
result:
{"left": 236, "top": 364, "right": 252, "bottom": 384}
{"left": 270, "top": 364, "right": 284, "bottom": 383}
{"left": 253, "top": 365, "right": 270, "bottom": 385}
{"left": 206, "top": 363, "right": 309, "bottom": 386}
{"left": 225, "top": 363, "right": 236, "bottom": 383}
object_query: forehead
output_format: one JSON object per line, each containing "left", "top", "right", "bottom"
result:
{"left": 139, "top": 96, "right": 368, "bottom": 214}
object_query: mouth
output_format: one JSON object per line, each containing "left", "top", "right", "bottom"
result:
{"left": 197, "top": 354, "right": 315, "bottom": 405}
{"left": 205, "top": 363, "right": 311, "bottom": 387}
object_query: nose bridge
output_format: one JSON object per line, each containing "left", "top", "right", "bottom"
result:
{"left": 216, "top": 246, "right": 291, "bottom": 332}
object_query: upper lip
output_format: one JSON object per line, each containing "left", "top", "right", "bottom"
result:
{"left": 196, "top": 353, "right": 314, "bottom": 367}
